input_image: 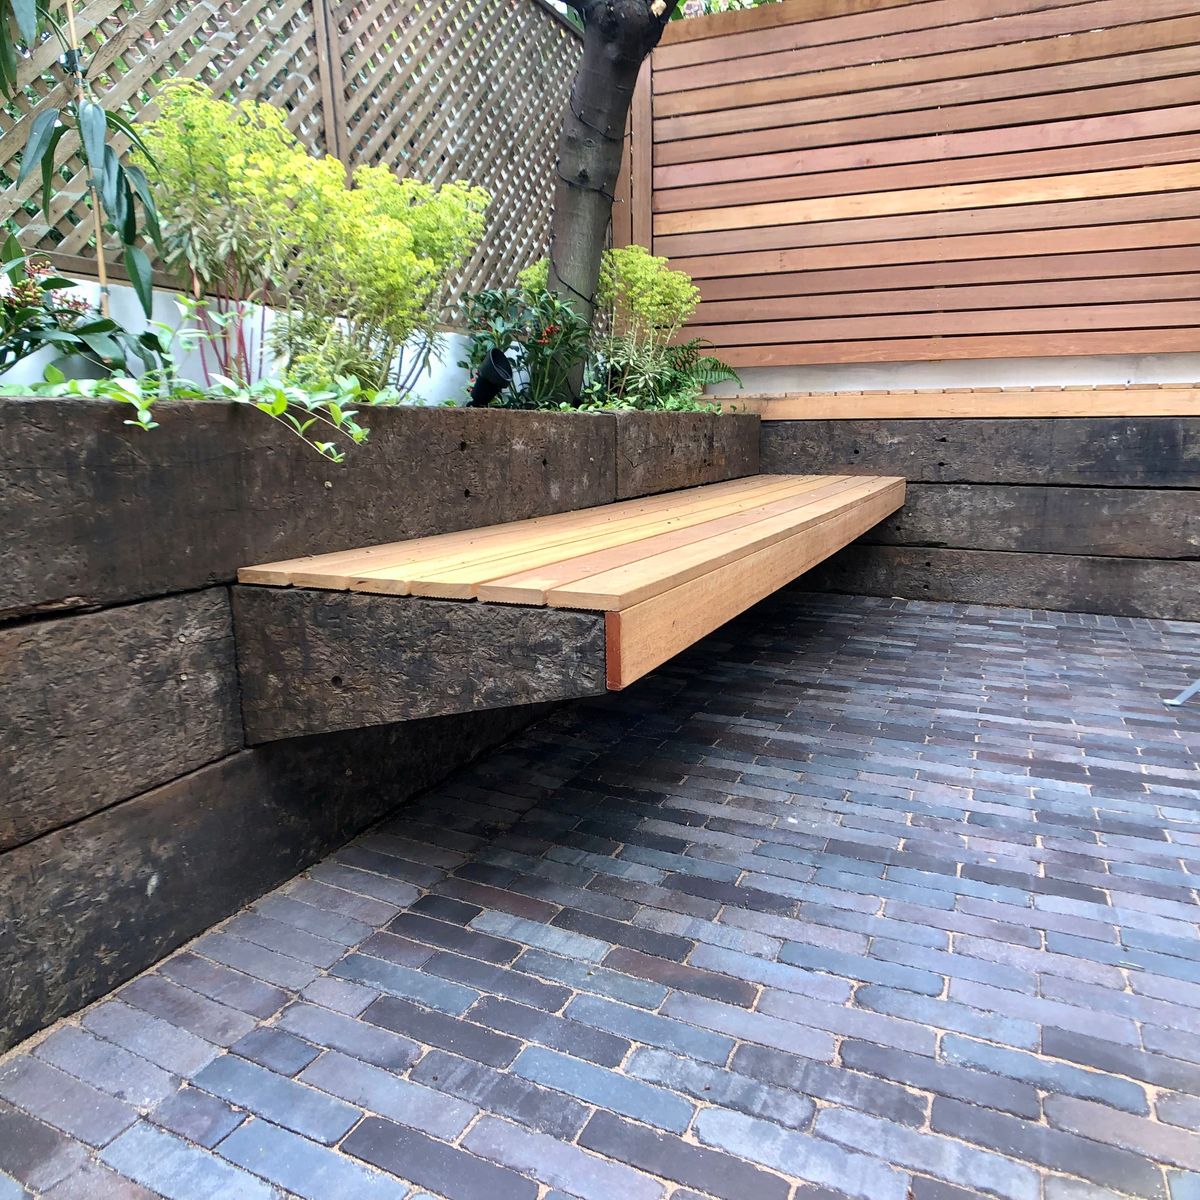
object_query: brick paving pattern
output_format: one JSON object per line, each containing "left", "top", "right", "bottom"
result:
{"left": 3, "top": 591, "right": 1200, "bottom": 1200}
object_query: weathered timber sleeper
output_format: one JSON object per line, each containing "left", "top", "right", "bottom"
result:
{"left": 234, "top": 473, "right": 905, "bottom": 742}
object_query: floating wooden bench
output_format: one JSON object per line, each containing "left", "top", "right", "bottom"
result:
{"left": 233, "top": 473, "right": 904, "bottom": 743}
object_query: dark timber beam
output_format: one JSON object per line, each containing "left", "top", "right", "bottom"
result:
{"left": 233, "top": 587, "right": 608, "bottom": 744}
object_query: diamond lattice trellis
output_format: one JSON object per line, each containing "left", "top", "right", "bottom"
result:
{"left": 0, "top": 0, "right": 580, "bottom": 304}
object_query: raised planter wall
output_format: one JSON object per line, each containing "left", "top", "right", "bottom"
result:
{"left": 0, "top": 400, "right": 759, "bottom": 1050}
{"left": 762, "top": 417, "right": 1200, "bottom": 620}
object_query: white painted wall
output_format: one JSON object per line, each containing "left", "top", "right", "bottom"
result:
{"left": 706, "top": 353, "right": 1200, "bottom": 396}
{"left": 1, "top": 276, "right": 476, "bottom": 405}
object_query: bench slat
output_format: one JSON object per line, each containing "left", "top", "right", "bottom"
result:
{"left": 606, "top": 478, "right": 907, "bottom": 688}
{"left": 475, "top": 475, "right": 860, "bottom": 604}
{"left": 395, "top": 475, "right": 843, "bottom": 599}
{"left": 238, "top": 474, "right": 791, "bottom": 586}
{"left": 550, "top": 476, "right": 903, "bottom": 611}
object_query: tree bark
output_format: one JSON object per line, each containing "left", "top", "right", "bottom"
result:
{"left": 548, "top": 0, "right": 676, "bottom": 335}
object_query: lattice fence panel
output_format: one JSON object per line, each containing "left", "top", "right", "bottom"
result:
{"left": 0, "top": 0, "right": 332, "bottom": 258}
{"left": 335, "top": 0, "right": 581, "bottom": 301}
{"left": 1, "top": 0, "right": 579, "bottom": 305}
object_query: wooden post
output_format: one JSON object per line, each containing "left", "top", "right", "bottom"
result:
{"left": 630, "top": 60, "right": 653, "bottom": 251}
{"left": 311, "top": 0, "right": 348, "bottom": 164}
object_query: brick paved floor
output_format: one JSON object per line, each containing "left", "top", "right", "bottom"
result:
{"left": 3, "top": 592, "right": 1200, "bottom": 1200}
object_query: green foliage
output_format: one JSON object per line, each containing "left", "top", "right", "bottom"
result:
{"left": 0, "top": 234, "right": 167, "bottom": 375}
{"left": 140, "top": 82, "right": 488, "bottom": 390}
{"left": 4, "top": 2, "right": 161, "bottom": 310}
{"left": 597, "top": 245, "right": 699, "bottom": 343}
{"left": 465, "top": 246, "right": 729, "bottom": 410}
{"left": 458, "top": 286, "right": 591, "bottom": 409}
{"left": 0, "top": 368, "right": 392, "bottom": 464}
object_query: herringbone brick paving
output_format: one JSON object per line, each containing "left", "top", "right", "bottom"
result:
{"left": 3, "top": 592, "right": 1199, "bottom": 1200}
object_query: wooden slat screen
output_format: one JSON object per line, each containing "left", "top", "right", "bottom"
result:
{"left": 626, "top": 0, "right": 1200, "bottom": 367}
{"left": 0, "top": 0, "right": 580, "bottom": 298}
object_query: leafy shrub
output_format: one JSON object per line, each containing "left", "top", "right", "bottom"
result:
{"left": 459, "top": 286, "right": 591, "bottom": 408}
{"left": 141, "top": 81, "right": 488, "bottom": 390}
{"left": 503, "top": 246, "right": 737, "bottom": 410}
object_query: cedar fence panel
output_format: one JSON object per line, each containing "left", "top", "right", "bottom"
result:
{"left": 0, "top": 0, "right": 579, "bottom": 299}
{"left": 624, "top": 0, "right": 1200, "bottom": 367}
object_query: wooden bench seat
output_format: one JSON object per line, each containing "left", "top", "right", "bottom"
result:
{"left": 233, "top": 473, "right": 904, "bottom": 742}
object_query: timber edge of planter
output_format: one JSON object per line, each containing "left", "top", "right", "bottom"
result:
{"left": 233, "top": 586, "right": 608, "bottom": 743}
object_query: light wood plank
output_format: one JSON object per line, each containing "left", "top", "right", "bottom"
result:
{"left": 655, "top": 163, "right": 1200, "bottom": 236}
{"left": 381, "top": 476, "right": 828, "bottom": 599}
{"left": 475, "top": 475, "right": 861, "bottom": 604}
{"left": 237, "top": 475, "right": 786, "bottom": 586}
{"left": 550, "top": 477, "right": 903, "bottom": 610}
{"left": 727, "top": 387, "right": 1200, "bottom": 420}
{"left": 606, "top": 480, "right": 906, "bottom": 687}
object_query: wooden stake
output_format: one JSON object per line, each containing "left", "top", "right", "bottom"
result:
{"left": 64, "top": 0, "right": 109, "bottom": 317}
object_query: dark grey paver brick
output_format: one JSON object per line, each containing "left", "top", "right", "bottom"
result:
{"left": 1044, "top": 1094, "right": 1200, "bottom": 1172}
{"left": 363, "top": 995, "right": 522, "bottom": 1067}
{"left": 603, "top": 945, "right": 757, "bottom": 1006}
{"left": 840, "top": 1040, "right": 1039, "bottom": 1118}
{"left": 388, "top": 912, "right": 522, "bottom": 963}
{"left": 931, "top": 1095, "right": 1167, "bottom": 1198}
{"left": 469, "top": 995, "right": 631, "bottom": 1066}
{"left": 425, "top": 949, "right": 571, "bottom": 1011}
{"left": 814, "top": 1106, "right": 1039, "bottom": 1200}
{"left": 82, "top": 1001, "right": 220, "bottom": 1077}
{"left": 33, "top": 1026, "right": 178, "bottom": 1109}
{"left": 942, "top": 1034, "right": 1150, "bottom": 1113}
{"left": 463, "top": 1115, "right": 666, "bottom": 1200}
{"left": 231, "top": 1026, "right": 319, "bottom": 1077}
{"left": 471, "top": 912, "right": 610, "bottom": 961}
{"left": 275, "top": 1001, "right": 420, "bottom": 1070}
{"left": 191, "top": 931, "right": 321, "bottom": 991}
{"left": 343, "top": 1115, "right": 538, "bottom": 1200}
{"left": 101, "top": 1122, "right": 277, "bottom": 1200}
{"left": 0, "top": 1101, "right": 91, "bottom": 1194}
{"left": 38, "top": 1159, "right": 159, "bottom": 1200}
{"left": 299, "top": 1050, "right": 476, "bottom": 1139}
{"left": 218, "top": 1118, "right": 409, "bottom": 1200}
{"left": 513, "top": 947, "right": 668, "bottom": 1008}
{"left": 410, "top": 1049, "right": 589, "bottom": 1139}
{"left": 299, "top": 975, "right": 379, "bottom": 1016}
{"left": 193, "top": 1054, "right": 359, "bottom": 1145}
{"left": 1161, "top": 1093, "right": 1200, "bottom": 1130}
{"left": 627, "top": 1046, "right": 816, "bottom": 1129}
{"left": 0, "top": 1056, "right": 136, "bottom": 1148}
{"left": 513, "top": 1045, "right": 694, "bottom": 1132}
{"left": 254, "top": 893, "right": 374, "bottom": 945}
{"left": 306, "top": 862, "right": 421, "bottom": 909}
{"left": 578, "top": 1110, "right": 791, "bottom": 1200}
{"left": 223, "top": 913, "right": 345, "bottom": 969}
{"left": 565, "top": 993, "right": 733, "bottom": 1064}
{"left": 779, "top": 942, "right": 944, "bottom": 995}
{"left": 553, "top": 906, "right": 692, "bottom": 961}
{"left": 1042, "top": 1027, "right": 1200, "bottom": 1094}
{"left": 694, "top": 1108, "right": 909, "bottom": 1200}
{"left": 335, "top": 950, "right": 479, "bottom": 1013}
{"left": 355, "top": 929, "right": 437, "bottom": 968}
{"left": 150, "top": 1087, "right": 245, "bottom": 1148}
{"left": 119, "top": 976, "right": 256, "bottom": 1047}
{"left": 159, "top": 952, "right": 289, "bottom": 1020}
{"left": 734, "top": 1040, "right": 928, "bottom": 1126}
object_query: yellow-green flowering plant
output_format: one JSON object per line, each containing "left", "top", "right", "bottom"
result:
{"left": 141, "top": 81, "right": 488, "bottom": 391}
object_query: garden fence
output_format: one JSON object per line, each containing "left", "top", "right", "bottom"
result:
{"left": 621, "top": 0, "right": 1200, "bottom": 367}
{"left": 0, "top": 0, "right": 580, "bottom": 298}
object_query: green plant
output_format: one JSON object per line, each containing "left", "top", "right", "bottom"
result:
{"left": 0, "top": 368, "right": 387, "bottom": 462}
{"left": 0, "top": 234, "right": 166, "bottom": 375}
{"left": 5, "top": 0, "right": 161, "bottom": 312}
{"left": 459, "top": 286, "right": 591, "bottom": 408}
{"left": 141, "top": 83, "right": 488, "bottom": 391}
{"left": 517, "top": 246, "right": 737, "bottom": 409}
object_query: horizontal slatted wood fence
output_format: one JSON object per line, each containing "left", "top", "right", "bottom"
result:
{"left": 622, "top": 0, "right": 1200, "bottom": 368}
{"left": 0, "top": 0, "right": 579, "bottom": 297}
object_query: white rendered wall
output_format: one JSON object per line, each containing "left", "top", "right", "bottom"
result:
{"left": 706, "top": 354, "right": 1200, "bottom": 396}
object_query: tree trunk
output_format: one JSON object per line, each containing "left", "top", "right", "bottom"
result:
{"left": 548, "top": 0, "right": 675, "bottom": 338}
